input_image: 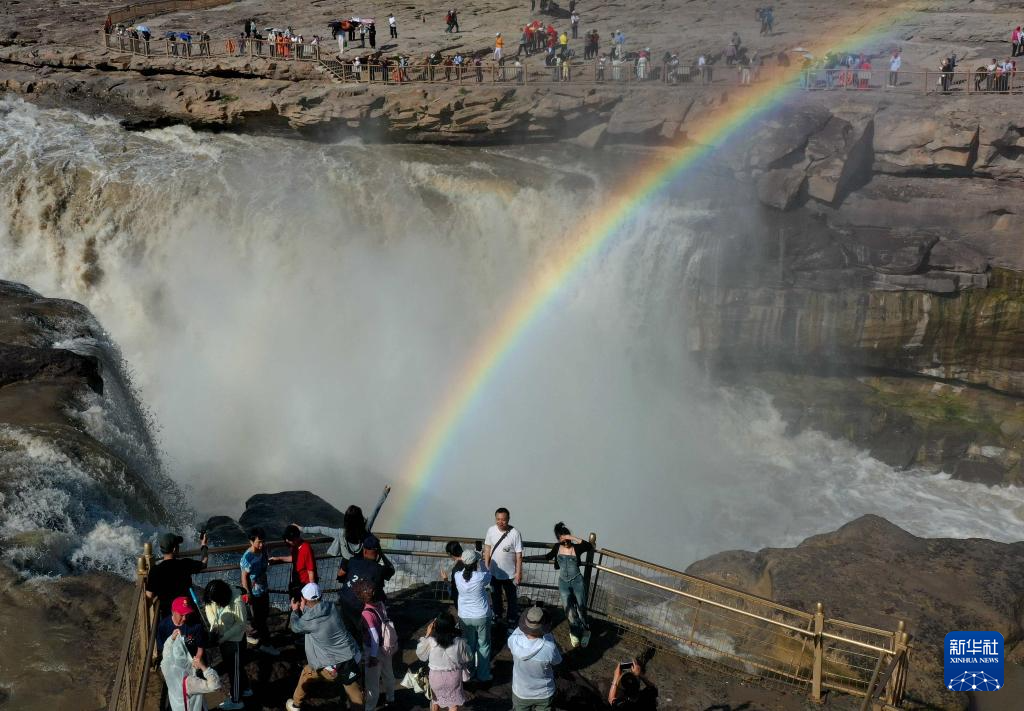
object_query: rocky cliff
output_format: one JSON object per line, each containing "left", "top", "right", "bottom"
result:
{"left": 0, "top": 280, "right": 177, "bottom": 576}
{"left": 688, "top": 515, "right": 1024, "bottom": 709}
{"left": 686, "top": 96, "right": 1024, "bottom": 485}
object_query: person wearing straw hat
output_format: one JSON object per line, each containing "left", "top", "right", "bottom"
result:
{"left": 509, "top": 606, "right": 562, "bottom": 711}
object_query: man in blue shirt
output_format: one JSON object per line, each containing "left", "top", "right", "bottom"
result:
{"left": 240, "top": 526, "right": 279, "bottom": 656}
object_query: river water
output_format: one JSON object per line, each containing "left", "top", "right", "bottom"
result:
{"left": 1, "top": 96, "right": 1022, "bottom": 572}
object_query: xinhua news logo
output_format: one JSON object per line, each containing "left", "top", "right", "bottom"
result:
{"left": 944, "top": 631, "right": 1003, "bottom": 691}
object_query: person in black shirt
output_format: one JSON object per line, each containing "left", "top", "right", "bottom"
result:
{"left": 336, "top": 534, "right": 395, "bottom": 612}
{"left": 440, "top": 540, "right": 463, "bottom": 604}
{"left": 145, "top": 531, "right": 209, "bottom": 619}
{"left": 608, "top": 659, "right": 658, "bottom": 709}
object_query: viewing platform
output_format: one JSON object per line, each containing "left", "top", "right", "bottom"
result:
{"left": 109, "top": 530, "right": 911, "bottom": 711}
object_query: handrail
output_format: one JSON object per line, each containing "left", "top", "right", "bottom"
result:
{"left": 594, "top": 564, "right": 816, "bottom": 637}
{"left": 599, "top": 547, "right": 814, "bottom": 621}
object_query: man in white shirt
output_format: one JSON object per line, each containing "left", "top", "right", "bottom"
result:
{"left": 388, "top": 14, "right": 397, "bottom": 39}
{"left": 483, "top": 507, "right": 523, "bottom": 627}
{"left": 888, "top": 50, "right": 901, "bottom": 87}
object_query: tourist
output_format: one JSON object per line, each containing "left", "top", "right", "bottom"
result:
{"left": 455, "top": 549, "right": 493, "bottom": 682}
{"left": 544, "top": 523, "right": 592, "bottom": 648}
{"left": 359, "top": 23, "right": 368, "bottom": 48}
{"left": 146, "top": 531, "right": 208, "bottom": 619}
{"left": 1014, "top": 26, "right": 1021, "bottom": 57}
{"left": 354, "top": 579, "right": 397, "bottom": 710}
{"left": 495, "top": 33, "right": 505, "bottom": 62}
{"left": 287, "top": 583, "right": 364, "bottom": 711}
{"left": 202, "top": 579, "right": 250, "bottom": 709}
{"left": 416, "top": 612, "right": 471, "bottom": 711}
{"left": 888, "top": 49, "right": 901, "bottom": 87}
{"left": 389, "top": 14, "right": 398, "bottom": 39}
{"left": 637, "top": 48, "right": 649, "bottom": 80}
{"left": 483, "top": 507, "right": 523, "bottom": 628}
{"left": 301, "top": 487, "right": 390, "bottom": 560}
{"left": 608, "top": 659, "right": 658, "bottom": 709}
{"left": 596, "top": 54, "right": 607, "bottom": 81}
{"left": 181, "top": 31, "right": 192, "bottom": 57}
{"left": 475, "top": 55, "right": 484, "bottom": 82}
{"left": 369, "top": 23, "right": 377, "bottom": 49}
{"left": 440, "top": 541, "right": 464, "bottom": 602}
{"left": 571, "top": 11, "right": 580, "bottom": 40}
{"left": 156, "top": 596, "right": 206, "bottom": 662}
{"left": 271, "top": 524, "right": 318, "bottom": 599}
{"left": 338, "top": 30, "right": 346, "bottom": 55}
{"left": 337, "top": 534, "right": 396, "bottom": 612}
{"left": 559, "top": 30, "right": 569, "bottom": 57}
{"left": 451, "top": 9, "right": 460, "bottom": 33}
{"left": 161, "top": 628, "right": 222, "bottom": 711}
{"left": 738, "top": 51, "right": 751, "bottom": 84}
{"left": 509, "top": 607, "right": 562, "bottom": 711}
{"left": 239, "top": 526, "right": 279, "bottom": 656}
{"left": 518, "top": 28, "right": 528, "bottom": 58}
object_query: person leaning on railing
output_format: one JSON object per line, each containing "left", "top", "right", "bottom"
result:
{"left": 608, "top": 659, "right": 658, "bottom": 709}
{"left": 146, "top": 531, "right": 209, "bottom": 620}
{"left": 544, "top": 522, "right": 592, "bottom": 649}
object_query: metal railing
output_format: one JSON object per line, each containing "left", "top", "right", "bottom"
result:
{"left": 109, "top": 531, "right": 910, "bottom": 711}
{"left": 799, "top": 67, "right": 1024, "bottom": 94}
{"left": 102, "top": 33, "right": 327, "bottom": 62}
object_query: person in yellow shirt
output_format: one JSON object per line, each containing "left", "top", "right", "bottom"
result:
{"left": 495, "top": 32, "right": 504, "bottom": 61}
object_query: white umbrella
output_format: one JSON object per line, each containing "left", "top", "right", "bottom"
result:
{"left": 136, "top": 24, "right": 150, "bottom": 33}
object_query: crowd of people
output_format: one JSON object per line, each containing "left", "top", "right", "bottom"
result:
{"left": 145, "top": 496, "right": 659, "bottom": 710}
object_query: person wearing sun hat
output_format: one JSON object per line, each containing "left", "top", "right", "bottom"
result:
{"left": 509, "top": 606, "right": 562, "bottom": 710}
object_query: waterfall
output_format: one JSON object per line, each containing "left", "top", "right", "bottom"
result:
{"left": 1, "top": 96, "right": 1021, "bottom": 572}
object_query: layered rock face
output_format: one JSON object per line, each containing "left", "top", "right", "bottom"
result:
{"left": 690, "top": 96, "right": 1024, "bottom": 484}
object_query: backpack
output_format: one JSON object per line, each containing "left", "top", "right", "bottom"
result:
{"left": 367, "top": 605, "right": 400, "bottom": 656}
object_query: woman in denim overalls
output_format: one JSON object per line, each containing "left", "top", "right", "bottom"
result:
{"left": 544, "top": 522, "right": 593, "bottom": 648}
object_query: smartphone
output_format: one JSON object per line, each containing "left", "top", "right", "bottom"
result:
{"left": 618, "top": 662, "right": 633, "bottom": 674}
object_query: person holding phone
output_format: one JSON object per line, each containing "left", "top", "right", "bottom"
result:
{"left": 146, "top": 531, "right": 209, "bottom": 620}
{"left": 544, "top": 522, "right": 593, "bottom": 648}
{"left": 608, "top": 659, "right": 658, "bottom": 709}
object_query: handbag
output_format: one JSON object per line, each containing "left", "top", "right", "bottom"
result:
{"left": 444, "top": 646, "right": 472, "bottom": 683}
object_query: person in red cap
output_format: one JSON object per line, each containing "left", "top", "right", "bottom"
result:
{"left": 157, "top": 596, "right": 207, "bottom": 664}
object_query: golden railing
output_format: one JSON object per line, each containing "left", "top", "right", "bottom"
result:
{"left": 108, "top": 531, "right": 909, "bottom": 711}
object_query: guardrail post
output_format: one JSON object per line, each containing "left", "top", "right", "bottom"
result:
{"left": 136, "top": 551, "right": 150, "bottom": 666}
{"left": 885, "top": 624, "right": 908, "bottom": 705}
{"left": 582, "top": 532, "right": 597, "bottom": 607}
{"left": 811, "top": 602, "right": 825, "bottom": 703}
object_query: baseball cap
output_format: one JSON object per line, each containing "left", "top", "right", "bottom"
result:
{"left": 158, "top": 532, "right": 184, "bottom": 553}
{"left": 171, "top": 596, "right": 192, "bottom": 615}
{"left": 363, "top": 534, "right": 380, "bottom": 550}
{"left": 301, "top": 582, "right": 322, "bottom": 601}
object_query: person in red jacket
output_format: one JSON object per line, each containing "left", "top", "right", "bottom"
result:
{"left": 273, "top": 524, "right": 318, "bottom": 599}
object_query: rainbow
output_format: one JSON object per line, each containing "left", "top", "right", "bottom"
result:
{"left": 394, "top": 4, "right": 917, "bottom": 524}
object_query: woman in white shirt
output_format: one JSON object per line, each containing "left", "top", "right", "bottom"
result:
{"left": 454, "top": 549, "right": 492, "bottom": 682}
{"left": 416, "top": 612, "right": 471, "bottom": 711}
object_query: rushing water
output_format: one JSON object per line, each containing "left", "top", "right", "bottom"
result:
{"left": 1, "top": 96, "right": 1022, "bottom": 572}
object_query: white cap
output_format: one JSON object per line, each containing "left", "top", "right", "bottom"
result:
{"left": 301, "top": 582, "right": 321, "bottom": 600}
